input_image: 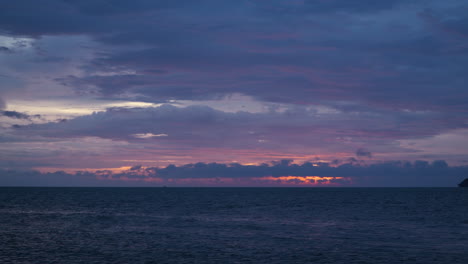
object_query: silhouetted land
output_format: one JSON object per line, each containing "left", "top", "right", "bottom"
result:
{"left": 459, "top": 178, "right": 468, "bottom": 187}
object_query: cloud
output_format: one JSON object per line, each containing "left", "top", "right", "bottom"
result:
{"left": 0, "top": 46, "right": 12, "bottom": 53}
{"left": 132, "top": 133, "right": 168, "bottom": 139}
{"left": 0, "top": 169, "right": 121, "bottom": 187}
{"left": 1, "top": 110, "right": 40, "bottom": 120}
{"left": 356, "top": 148, "right": 372, "bottom": 158}
{"left": 252, "top": 0, "right": 410, "bottom": 15}
{"left": 130, "top": 164, "right": 142, "bottom": 171}
{"left": 11, "top": 104, "right": 458, "bottom": 156}
{"left": 5, "top": 103, "right": 468, "bottom": 170}
{"left": 142, "top": 159, "right": 465, "bottom": 179}
{"left": 1, "top": 0, "right": 467, "bottom": 115}
{"left": 59, "top": 1, "right": 468, "bottom": 114}
{"left": 1, "top": 160, "right": 466, "bottom": 187}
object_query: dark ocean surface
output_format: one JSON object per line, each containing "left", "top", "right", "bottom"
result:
{"left": 1, "top": 187, "right": 467, "bottom": 264}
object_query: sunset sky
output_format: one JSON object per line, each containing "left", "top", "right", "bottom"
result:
{"left": 1, "top": 0, "right": 468, "bottom": 186}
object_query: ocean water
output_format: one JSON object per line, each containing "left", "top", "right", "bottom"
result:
{"left": 0, "top": 187, "right": 467, "bottom": 264}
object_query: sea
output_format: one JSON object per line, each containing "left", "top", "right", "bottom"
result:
{"left": 0, "top": 187, "right": 467, "bottom": 264}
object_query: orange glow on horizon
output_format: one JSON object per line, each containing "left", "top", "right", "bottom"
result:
{"left": 37, "top": 162, "right": 351, "bottom": 186}
{"left": 38, "top": 166, "right": 134, "bottom": 174}
{"left": 95, "top": 174, "right": 349, "bottom": 186}
{"left": 256, "top": 176, "right": 347, "bottom": 186}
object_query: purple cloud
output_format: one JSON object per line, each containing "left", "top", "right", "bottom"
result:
{"left": 1, "top": 0, "right": 467, "bottom": 113}
{"left": 12, "top": 104, "right": 457, "bottom": 152}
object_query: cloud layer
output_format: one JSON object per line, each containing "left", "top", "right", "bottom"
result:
{"left": 1, "top": 0, "right": 467, "bottom": 111}
{"left": 1, "top": 160, "right": 466, "bottom": 187}
{"left": 12, "top": 104, "right": 462, "bottom": 155}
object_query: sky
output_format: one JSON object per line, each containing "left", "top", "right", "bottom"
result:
{"left": 1, "top": 0, "right": 468, "bottom": 186}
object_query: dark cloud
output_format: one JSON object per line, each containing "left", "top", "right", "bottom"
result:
{"left": 0, "top": 0, "right": 412, "bottom": 37}
{"left": 0, "top": 0, "right": 195, "bottom": 36}
{"left": 0, "top": 169, "right": 121, "bottom": 187}
{"left": 1, "top": 0, "right": 467, "bottom": 114}
{"left": 0, "top": 46, "right": 12, "bottom": 53}
{"left": 2, "top": 110, "right": 29, "bottom": 119}
{"left": 356, "top": 148, "right": 372, "bottom": 158}
{"left": 1, "top": 160, "right": 466, "bottom": 187}
{"left": 252, "top": 0, "right": 410, "bottom": 15}
{"left": 1, "top": 110, "right": 40, "bottom": 120}
{"left": 130, "top": 164, "right": 142, "bottom": 171}
{"left": 140, "top": 159, "right": 465, "bottom": 182}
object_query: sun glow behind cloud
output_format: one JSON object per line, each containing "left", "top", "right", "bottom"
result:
{"left": 7, "top": 99, "right": 160, "bottom": 120}
{"left": 48, "top": 162, "right": 350, "bottom": 186}
{"left": 257, "top": 176, "right": 347, "bottom": 186}
{"left": 95, "top": 174, "right": 348, "bottom": 187}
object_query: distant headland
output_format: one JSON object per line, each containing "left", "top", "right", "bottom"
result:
{"left": 459, "top": 179, "right": 468, "bottom": 187}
